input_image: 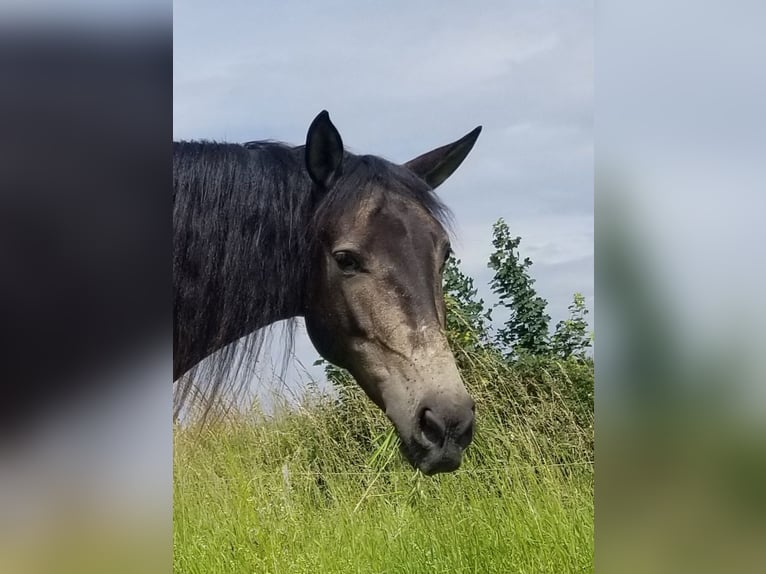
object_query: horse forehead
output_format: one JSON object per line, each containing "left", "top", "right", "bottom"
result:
{"left": 345, "top": 194, "right": 444, "bottom": 248}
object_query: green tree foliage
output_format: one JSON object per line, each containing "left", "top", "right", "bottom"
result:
{"left": 442, "top": 254, "right": 491, "bottom": 353}
{"left": 488, "top": 219, "right": 551, "bottom": 357}
{"left": 551, "top": 292, "right": 592, "bottom": 359}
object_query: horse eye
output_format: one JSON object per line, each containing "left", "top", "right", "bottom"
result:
{"left": 333, "top": 251, "right": 361, "bottom": 273}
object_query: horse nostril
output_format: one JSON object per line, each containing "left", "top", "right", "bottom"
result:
{"left": 420, "top": 408, "right": 446, "bottom": 447}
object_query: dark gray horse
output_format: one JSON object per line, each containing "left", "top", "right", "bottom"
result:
{"left": 173, "top": 111, "right": 481, "bottom": 474}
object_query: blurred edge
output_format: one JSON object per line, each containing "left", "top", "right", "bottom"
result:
{"left": 0, "top": 9, "right": 172, "bottom": 574}
{"left": 597, "top": 2, "right": 766, "bottom": 573}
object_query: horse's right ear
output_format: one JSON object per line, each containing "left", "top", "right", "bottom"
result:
{"left": 305, "top": 110, "right": 344, "bottom": 190}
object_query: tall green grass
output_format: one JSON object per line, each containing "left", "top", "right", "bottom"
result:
{"left": 174, "top": 349, "right": 593, "bottom": 573}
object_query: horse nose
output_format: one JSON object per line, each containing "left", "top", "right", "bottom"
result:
{"left": 418, "top": 396, "right": 475, "bottom": 451}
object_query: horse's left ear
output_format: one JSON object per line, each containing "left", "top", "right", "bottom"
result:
{"left": 404, "top": 126, "right": 482, "bottom": 189}
{"left": 305, "top": 110, "right": 344, "bottom": 190}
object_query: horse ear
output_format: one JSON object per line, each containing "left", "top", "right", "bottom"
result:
{"left": 305, "top": 110, "right": 344, "bottom": 190}
{"left": 404, "top": 126, "right": 482, "bottom": 189}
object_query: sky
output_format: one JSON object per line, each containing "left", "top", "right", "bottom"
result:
{"left": 173, "top": 0, "right": 593, "bottom": 392}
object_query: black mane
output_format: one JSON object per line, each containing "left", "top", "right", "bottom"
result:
{"left": 172, "top": 139, "right": 450, "bottom": 418}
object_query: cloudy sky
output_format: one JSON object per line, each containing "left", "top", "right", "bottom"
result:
{"left": 174, "top": 0, "right": 593, "bottom": 390}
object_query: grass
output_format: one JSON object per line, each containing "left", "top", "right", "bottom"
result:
{"left": 174, "top": 352, "right": 594, "bottom": 573}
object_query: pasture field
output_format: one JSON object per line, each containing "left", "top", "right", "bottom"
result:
{"left": 173, "top": 355, "right": 594, "bottom": 573}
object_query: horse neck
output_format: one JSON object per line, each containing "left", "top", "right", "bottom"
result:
{"left": 173, "top": 143, "right": 314, "bottom": 377}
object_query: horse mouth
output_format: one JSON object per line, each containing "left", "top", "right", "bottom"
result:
{"left": 398, "top": 435, "right": 465, "bottom": 476}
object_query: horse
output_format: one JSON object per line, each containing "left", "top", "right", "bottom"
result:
{"left": 173, "top": 111, "right": 481, "bottom": 475}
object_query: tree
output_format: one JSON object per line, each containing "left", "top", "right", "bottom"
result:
{"left": 551, "top": 292, "right": 592, "bottom": 359}
{"left": 488, "top": 219, "right": 551, "bottom": 357}
{"left": 442, "top": 254, "right": 491, "bottom": 352}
